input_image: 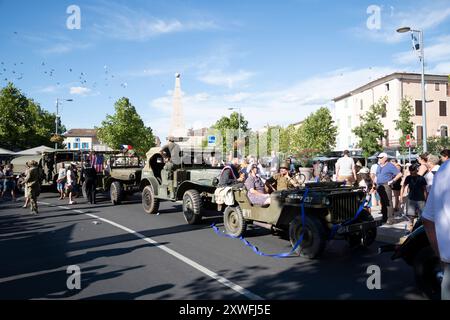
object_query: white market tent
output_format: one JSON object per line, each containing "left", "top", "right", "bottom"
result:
{"left": 15, "top": 145, "right": 54, "bottom": 156}
{"left": 0, "top": 147, "right": 14, "bottom": 155}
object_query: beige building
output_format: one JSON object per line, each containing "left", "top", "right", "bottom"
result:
{"left": 333, "top": 72, "right": 450, "bottom": 151}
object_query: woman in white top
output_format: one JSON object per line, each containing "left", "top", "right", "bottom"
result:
{"left": 66, "top": 164, "right": 76, "bottom": 205}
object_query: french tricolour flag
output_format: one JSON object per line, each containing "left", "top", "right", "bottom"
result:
{"left": 121, "top": 145, "right": 133, "bottom": 150}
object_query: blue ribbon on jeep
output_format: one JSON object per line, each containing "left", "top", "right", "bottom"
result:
{"left": 328, "top": 199, "right": 367, "bottom": 240}
{"left": 211, "top": 187, "right": 309, "bottom": 258}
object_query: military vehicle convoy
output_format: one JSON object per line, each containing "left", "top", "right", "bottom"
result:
{"left": 140, "top": 147, "right": 222, "bottom": 224}
{"left": 80, "top": 152, "right": 143, "bottom": 205}
{"left": 12, "top": 150, "right": 82, "bottom": 191}
{"left": 223, "top": 182, "right": 382, "bottom": 259}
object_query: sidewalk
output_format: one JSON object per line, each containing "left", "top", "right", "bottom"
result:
{"left": 371, "top": 205, "right": 410, "bottom": 244}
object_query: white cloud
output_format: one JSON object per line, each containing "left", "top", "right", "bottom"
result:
{"left": 198, "top": 69, "right": 254, "bottom": 89}
{"left": 394, "top": 35, "right": 450, "bottom": 65}
{"left": 88, "top": 3, "right": 218, "bottom": 41}
{"left": 354, "top": 4, "right": 450, "bottom": 44}
{"left": 148, "top": 66, "right": 396, "bottom": 139}
{"left": 70, "top": 86, "right": 92, "bottom": 96}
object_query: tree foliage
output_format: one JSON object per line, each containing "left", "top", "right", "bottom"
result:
{"left": 352, "top": 98, "right": 387, "bottom": 158}
{"left": 0, "top": 83, "right": 60, "bottom": 150}
{"left": 97, "top": 97, "right": 155, "bottom": 157}
{"left": 394, "top": 98, "right": 414, "bottom": 151}
{"left": 416, "top": 136, "right": 450, "bottom": 155}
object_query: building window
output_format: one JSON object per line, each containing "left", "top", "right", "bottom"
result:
{"left": 73, "top": 143, "right": 79, "bottom": 149}
{"left": 441, "top": 126, "right": 448, "bottom": 137}
{"left": 415, "top": 100, "right": 423, "bottom": 116}
{"left": 360, "top": 100, "right": 363, "bottom": 110}
{"left": 384, "top": 130, "right": 389, "bottom": 146}
{"left": 381, "top": 103, "right": 387, "bottom": 118}
{"left": 82, "top": 142, "right": 89, "bottom": 150}
{"left": 435, "top": 83, "right": 440, "bottom": 91}
{"left": 440, "top": 101, "right": 447, "bottom": 116}
{"left": 385, "top": 83, "right": 390, "bottom": 91}
{"left": 67, "top": 143, "right": 71, "bottom": 150}
{"left": 416, "top": 126, "right": 423, "bottom": 143}
{"left": 347, "top": 116, "right": 351, "bottom": 127}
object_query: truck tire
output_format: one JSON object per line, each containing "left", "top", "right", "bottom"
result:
{"left": 223, "top": 206, "right": 247, "bottom": 238}
{"left": 289, "top": 214, "right": 326, "bottom": 259}
{"left": 110, "top": 181, "right": 123, "bottom": 205}
{"left": 413, "top": 246, "right": 442, "bottom": 300}
{"left": 82, "top": 181, "right": 88, "bottom": 199}
{"left": 142, "top": 185, "right": 160, "bottom": 214}
{"left": 183, "top": 189, "right": 202, "bottom": 225}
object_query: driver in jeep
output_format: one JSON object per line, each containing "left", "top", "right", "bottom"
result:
{"left": 160, "top": 136, "right": 181, "bottom": 180}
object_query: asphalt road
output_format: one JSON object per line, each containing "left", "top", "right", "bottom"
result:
{"left": 0, "top": 191, "right": 426, "bottom": 300}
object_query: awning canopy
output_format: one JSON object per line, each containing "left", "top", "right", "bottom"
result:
{"left": 15, "top": 145, "right": 54, "bottom": 155}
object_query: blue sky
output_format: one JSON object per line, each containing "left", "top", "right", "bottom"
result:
{"left": 0, "top": 0, "right": 449, "bottom": 140}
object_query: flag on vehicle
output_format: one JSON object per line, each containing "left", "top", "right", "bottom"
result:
{"left": 89, "top": 153, "right": 104, "bottom": 173}
{"left": 121, "top": 144, "right": 133, "bottom": 150}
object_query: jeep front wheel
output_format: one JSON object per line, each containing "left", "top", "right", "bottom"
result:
{"left": 142, "top": 185, "right": 160, "bottom": 214}
{"left": 289, "top": 214, "right": 326, "bottom": 259}
{"left": 183, "top": 190, "right": 202, "bottom": 225}
{"left": 223, "top": 206, "right": 247, "bottom": 238}
{"left": 110, "top": 181, "right": 123, "bottom": 205}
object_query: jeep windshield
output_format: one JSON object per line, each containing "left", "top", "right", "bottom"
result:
{"left": 110, "top": 156, "right": 141, "bottom": 168}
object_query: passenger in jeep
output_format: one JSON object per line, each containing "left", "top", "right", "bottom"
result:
{"left": 244, "top": 164, "right": 271, "bottom": 206}
{"left": 218, "top": 158, "right": 240, "bottom": 186}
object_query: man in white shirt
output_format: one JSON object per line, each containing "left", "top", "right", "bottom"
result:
{"left": 424, "top": 154, "right": 440, "bottom": 192}
{"left": 335, "top": 150, "right": 356, "bottom": 186}
{"left": 422, "top": 160, "right": 450, "bottom": 300}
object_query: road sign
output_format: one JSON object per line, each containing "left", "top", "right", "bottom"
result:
{"left": 405, "top": 134, "right": 411, "bottom": 147}
{"left": 207, "top": 135, "right": 216, "bottom": 146}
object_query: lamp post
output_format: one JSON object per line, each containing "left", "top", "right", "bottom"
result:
{"left": 397, "top": 27, "right": 427, "bottom": 152}
{"left": 55, "top": 98, "right": 74, "bottom": 149}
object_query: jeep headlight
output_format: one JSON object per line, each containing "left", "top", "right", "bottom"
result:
{"left": 323, "top": 197, "right": 331, "bottom": 206}
{"left": 129, "top": 173, "right": 135, "bottom": 180}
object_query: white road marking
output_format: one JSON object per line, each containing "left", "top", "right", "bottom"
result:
{"left": 36, "top": 202, "right": 264, "bottom": 300}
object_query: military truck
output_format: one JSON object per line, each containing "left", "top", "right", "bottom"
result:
{"left": 80, "top": 152, "right": 143, "bottom": 205}
{"left": 223, "top": 182, "right": 381, "bottom": 259}
{"left": 140, "top": 146, "right": 222, "bottom": 224}
{"left": 12, "top": 150, "right": 82, "bottom": 191}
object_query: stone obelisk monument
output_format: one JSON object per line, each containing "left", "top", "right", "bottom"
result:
{"left": 168, "top": 73, "right": 187, "bottom": 139}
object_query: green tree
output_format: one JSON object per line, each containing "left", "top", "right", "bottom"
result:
{"left": 297, "top": 107, "right": 337, "bottom": 154}
{"left": 211, "top": 111, "right": 249, "bottom": 156}
{"left": 352, "top": 98, "right": 387, "bottom": 158}
{"left": 394, "top": 98, "right": 414, "bottom": 151}
{"left": 97, "top": 97, "right": 155, "bottom": 157}
{"left": 416, "top": 136, "right": 450, "bottom": 155}
{"left": 0, "top": 83, "right": 59, "bottom": 150}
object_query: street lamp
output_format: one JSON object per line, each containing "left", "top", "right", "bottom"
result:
{"left": 55, "top": 98, "right": 74, "bottom": 149}
{"left": 397, "top": 26, "right": 427, "bottom": 152}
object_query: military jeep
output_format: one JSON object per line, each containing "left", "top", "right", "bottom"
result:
{"left": 81, "top": 153, "right": 143, "bottom": 205}
{"left": 223, "top": 181, "right": 382, "bottom": 259}
{"left": 140, "top": 147, "right": 222, "bottom": 224}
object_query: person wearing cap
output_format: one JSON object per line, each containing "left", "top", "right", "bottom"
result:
{"left": 160, "top": 136, "right": 181, "bottom": 181}
{"left": 335, "top": 150, "right": 357, "bottom": 186}
{"left": 267, "top": 161, "right": 299, "bottom": 191}
{"left": 244, "top": 164, "right": 271, "bottom": 206}
{"left": 375, "top": 152, "right": 402, "bottom": 224}
{"left": 422, "top": 159, "right": 450, "bottom": 300}
{"left": 400, "top": 163, "right": 427, "bottom": 232}
{"left": 23, "top": 160, "right": 40, "bottom": 215}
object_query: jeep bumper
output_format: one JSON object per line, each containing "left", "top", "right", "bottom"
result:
{"left": 337, "top": 219, "right": 382, "bottom": 235}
